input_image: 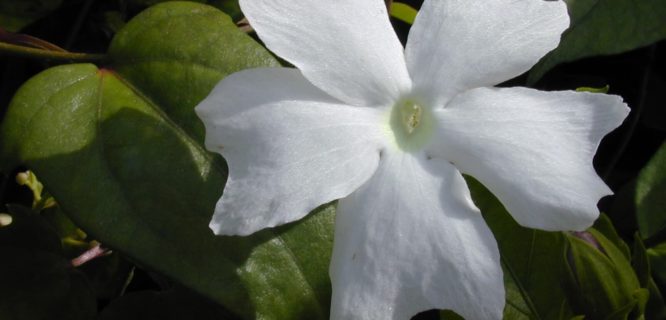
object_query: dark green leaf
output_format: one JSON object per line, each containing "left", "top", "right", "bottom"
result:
{"left": 79, "top": 252, "right": 135, "bottom": 299}
{"left": 648, "top": 243, "right": 666, "bottom": 290}
{"left": 108, "top": 1, "right": 277, "bottom": 143}
{"left": 126, "top": 0, "right": 242, "bottom": 21}
{"left": 466, "top": 177, "right": 573, "bottom": 320}
{"left": 0, "top": 0, "right": 63, "bottom": 31}
{"left": 98, "top": 288, "right": 234, "bottom": 320}
{"left": 0, "top": 204, "right": 60, "bottom": 252}
{"left": 0, "top": 205, "right": 96, "bottom": 320}
{"left": 636, "top": 143, "right": 666, "bottom": 240}
{"left": 528, "top": 0, "right": 666, "bottom": 83}
{"left": 564, "top": 229, "right": 644, "bottom": 319}
{"left": 646, "top": 277, "right": 666, "bottom": 319}
{"left": 632, "top": 234, "right": 650, "bottom": 288}
{"left": 0, "top": 3, "right": 334, "bottom": 319}
{"left": 41, "top": 205, "right": 89, "bottom": 256}
{"left": 439, "top": 309, "right": 464, "bottom": 320}
{"left": 593, "top": 213, "right": 631, "bottom": 259}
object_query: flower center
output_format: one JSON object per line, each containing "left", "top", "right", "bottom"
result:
{"left": 389, "top": 98, "right": 435, "bottom": 152}
{"left": 400, "top": 101, "right": 422, "bottom": 134}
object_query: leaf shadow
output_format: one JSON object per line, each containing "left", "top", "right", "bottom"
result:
{"left": 26, "top": 107, "right": 306, "bottom": 319}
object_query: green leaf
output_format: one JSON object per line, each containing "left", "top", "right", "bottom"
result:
{"left": 79, "top": 251, "right": 135, "bottom": 299}
{"left": 633, "top": 234, "right": 650, "bottom": 288}
{"left": 127, "top": 0, "right": 242, "bottom": 21}
{"left": 390, "top": 2, "right": 418, "bottom": 25}
{"left": 636, "top": 236, "right": 666, "bottom": 319}
{"left": 0, "top": 204, "right": 61, "bottom": 253}
{"left": 646, "top": 269, "right": 666, "bottom": 319}
{"left": 564, "top": 229, "right": 645, "bottom": 319}
{"left": 466, "top": 177, "right": 573, "bottom": 320}
{"left": 0, "top": 205, "right": 97, "bottom": 320}
{"left": 528, "top": 0, "right": 666, "bottom": 83}
{"left": 636, "top": 143, "right": 666, "bottom": 240}
{"left": 439, "top": 309, "right": 464, "bottom": 320}
{"left": 593, "top": 213, "right": 631, "bottom": 259}
{"left": 0, "top": 2, "right": 334, "bottom": 319}
{"left": 648, "top": 242, "right": 666, "bottom": 290}
{"left": 107, "top": 1, "right": 276, "bottom": 143}
{"left": 0, "top": 0, "right": 63, "bottom": 31}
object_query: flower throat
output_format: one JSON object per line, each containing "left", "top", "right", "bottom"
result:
{"left": 389, "top": 99, "right": 434, "bottom": 152}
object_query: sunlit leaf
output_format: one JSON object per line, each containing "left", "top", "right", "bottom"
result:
{"left": 0, "top": 2, "right": 334, "bottom": 319}
{"left": 126, "top": 0, "right": 242, "bottom": 21}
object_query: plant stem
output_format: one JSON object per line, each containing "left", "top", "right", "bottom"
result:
{"left": 0, "top": 42, "right": 106, "bottom": 62}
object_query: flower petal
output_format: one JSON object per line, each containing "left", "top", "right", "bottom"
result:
{"left": 239, "top": 0, "right": 411, "bottom": 107}
{"left": 196, "top": 68, "right": 385, "bottom": 236}
{"left": 405, "top": 0, "right": 569, "bottom": 106}
{"left": 330, "top": 152, "right": 504, "bottom": 319}
{"left": 430, "top": 87, "right": 630, "bottom": 231}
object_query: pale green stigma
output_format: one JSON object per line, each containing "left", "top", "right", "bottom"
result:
{"left": 389, "top": 99, "right": 435, "bottom": 152}
{"left": 400, "top": 101, "right": 422, "bottom": 134}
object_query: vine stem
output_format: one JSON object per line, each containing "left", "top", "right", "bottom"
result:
{"left": 71, "top": 243, "right": 111, "bottom": 267}
{"left": 0, "top": 42, "right": 106, "bottom": 62}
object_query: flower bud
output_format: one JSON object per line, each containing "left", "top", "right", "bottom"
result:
{"left": 564, "top": 229, "right": 646, "bottom": 319}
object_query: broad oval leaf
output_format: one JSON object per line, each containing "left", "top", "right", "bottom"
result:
{"left": 108, "top": 0, "right": 278, "bottom": 142}
{"left": 465, "top": 177, "right": 573, "bottom": 320}
{"left": 0, "top": 2, "right": 334, "bottom": 319}
{"left": 528, "top": 0, "right": 666, "bottom": 83}
{"left": 636, "top": 143, "right": 666, "bottom": 240}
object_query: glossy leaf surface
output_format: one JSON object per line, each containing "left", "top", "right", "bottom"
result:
{"left": 0, "top": 3, "right": 334, "bottom": 319}
{"left": 529, "top": 0, "right": 666, "bottom": 82}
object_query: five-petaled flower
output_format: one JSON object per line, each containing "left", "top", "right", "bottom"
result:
{"left": 195, "top": 0, "right": 629, "bottom": 318}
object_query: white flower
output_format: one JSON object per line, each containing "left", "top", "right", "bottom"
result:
{"left": 195, "top": 0, "right": 630, "bottom": 318}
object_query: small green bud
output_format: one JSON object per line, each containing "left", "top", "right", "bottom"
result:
{"left": 576, "top": 85, "right": 610, "bottom": 94}
{"left": 15, "top": 172, "right": 29, "bottom": 185}
{"left": 15, "top": 170, "right": 44, "bottom": 208}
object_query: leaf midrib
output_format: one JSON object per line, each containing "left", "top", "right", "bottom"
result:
{"left": 502, "top": 256, "right": 542, "bottom": 320}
